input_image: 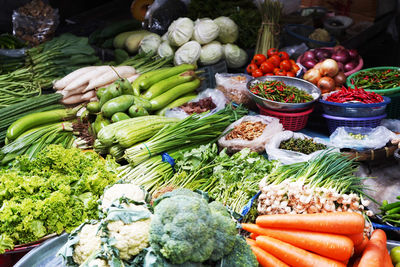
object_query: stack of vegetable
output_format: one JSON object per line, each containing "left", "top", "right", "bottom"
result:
{"left": 350, "top": 68, "right": 400, "bottom": 90}
{"left": 325, "top": 86, "right": 384, "bottom": 104}
{"left": 279, "top": 137, "right": 327, "bottom": 154}
{"left": 243, "top": 212, "right": 366, "bottom": 266}
{"left": 380, "top": 196, "right": 400, "bottom": 226}
{"left": 0, "top": 145, "right": 119, "bottom": 253}
{"left": 246, "top": 48, "right": 300, "bottom": 78}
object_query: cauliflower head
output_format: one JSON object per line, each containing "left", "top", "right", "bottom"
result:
{"left": 150, "top": 194, "right": 216, "bottom": 264}
{"left": 72, "top": 223, "right": 102, "bottom": 265}
{"left": 217, "top": 235, "right": 258, "bottom": 267}
{"left": 100, "top": 184, "right": 146, "bottom": 212}
{"left": 208, "top": 201, "right": 237, "bottom": 261}
{"left": 84, "top": 258, "right": 109, "bottom": 267}
{"left": 107, "top": 218, "right": 151, "bottom": 260}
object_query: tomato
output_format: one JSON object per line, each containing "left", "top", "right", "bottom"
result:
{"left": 268, "top": 55, "right": 281, "bottom": 67}
{"left": 275, "top": 69, "right": 287, "bottom": 76}
{"left": 286, "top": 71, "right": 296, "bottom": 77}
{"left": 291, "top": 64, "right": 300, "bottom": 73}
{"left": 265, "top": 73, "right": 274, "bottom": 76}
{"left": 273, "top": 68, "right": 281, "bottom": 75}
{"left": 251, "top": 59, "right": 256, "bottom": 65}
{"left": 246, "top": 63, "right": 258, "bottom": 74}
{"left": 267, "top": 48, "right": 279, "bottom": 58}
{"left": 289, "top": 59, "right": 297, "bottom": 66}
{"left": 279, "top": 60, "right": 292, "bottom": 71}
{"left": 260, "top": 61, "right": 274, "bottom": 74}
{"left": 252, "top": 69, "right": 264, "bottom": 78}
{"left": 278, "top": 51, "right": 290, "bottom": 61}
{"left": 253, "top": 54, "right": 267, "bottom": 65}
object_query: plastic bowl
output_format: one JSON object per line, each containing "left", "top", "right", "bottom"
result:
{"left": 319, "top": 94, "right": 391, "bottom": 117}
{"left": 247, "top": 76, "right": 321, "bottom": 112}
{"left": 297, "top": 47, "right": 364, "bottom": 76}
{"left": 346, "top": 66, "right": 400, "bottom": 95}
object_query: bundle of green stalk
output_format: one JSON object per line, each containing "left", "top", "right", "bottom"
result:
{"left": 0, "top": 93, "right": 63, "bottom": 145}
{"left": 124, "top": 104, "right": 248, "bottom": 166}
{"left": 254, "top": 0, "right": 282, "bottom": 55}
{"left": 119, "top": 53, "right": 173, "bottom": 74}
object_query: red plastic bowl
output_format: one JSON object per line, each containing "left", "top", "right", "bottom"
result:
{"left": 0, "top": 244, "right": 41, "bottom": 267}
{"left": 297, "top": 47, "right": 364, "bottom": 77}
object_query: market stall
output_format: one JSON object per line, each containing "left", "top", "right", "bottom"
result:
{"left": 0, "top": 0, "right": 400, "bottom": 266}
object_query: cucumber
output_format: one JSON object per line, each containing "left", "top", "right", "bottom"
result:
{"left": 6, "top": 109, "right": 71, "bottom": 141}
{"left": 111, "top": 112, "right": 131, "bottom": 122}
{"left": 102, "top": 95, "right": 135, "bottom": 118}
{"left": 142, "top": 70, "right": 195, "bottom": 100}
{"left": 139, "top": 64, "right": 196, "bottom": 91}
{"left": 128, "top": 105, "right": 149, "bottom": 117}
{"left": 87, "top": 101, "right": 100, "bottom": 114}
{"left": 155, "top": 93, "right": 197, "bottom": 115}
{"left": 149, "top": 79, "right": 201, "bottom": 111}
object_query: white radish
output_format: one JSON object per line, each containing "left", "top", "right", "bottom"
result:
{"left": 90, "top": 96, "right": 99, "bottom": 102}
{"left": 127, "top": 74, "right": 140, "bottom": 83}
{"left": 81, "top": 90, "right": 96, "bottom": 101}
{"left": 53, "top": 66, "right": 97, "bottom": 90}
{"left": 84, "top": 66, "right": 136, "bottom": 92}
{"left": 61, "top": 94, "right": 84, "bottom": 105}
{"left": 64, "top": 66, "right": 111, "bottom": 91}
{"left": 60, "top": 84, "right": 87, "bottom": 98}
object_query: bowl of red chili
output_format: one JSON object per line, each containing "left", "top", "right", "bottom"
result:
{"left": 247, "top": 76, "right": 321, "bottom": 111}
{"left": 319, "top": 87, "right": 391, "bottom": 117}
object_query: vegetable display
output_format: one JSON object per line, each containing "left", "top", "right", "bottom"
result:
{"left": 380, "top": 197, "right": 400, "bottom": 226}
{"left": 279, "top": 137, "right": 327, "bottom": 154}
{"left": 249, "top": 80, "right": 314, "bottom": 103}
{"left": 325, "top": 86, "right": 384, "bottom": 104}
{"left": 225, "top": 121, "right": 266, "bottom": 141}
{"left": 351, "top": 68, "right": 400, "bottom": 90}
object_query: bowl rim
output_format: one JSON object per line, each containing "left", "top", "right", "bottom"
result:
{"left": 247, "top": 75, "right": 321, "bottom": 106}
{"left": 319, "top": 94, "right": 391, "bottom": 107}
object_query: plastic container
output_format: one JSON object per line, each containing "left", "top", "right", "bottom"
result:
{"left": 319, "top": 96, "right": 391, "bottom": 117}
{"left": 283, "top": 24, "right": 336, "bottom": 48}
{"left": 258, "top": 104, "right": 314, "bottom": 131}
{"left": 322, "top": 113, "right": 387, "bottom": 134}
{"left": 347, "top": 66, "right": 400, "bottom": 95}
{"left": 386, "top": 91, "right": 400, "bottom": 119}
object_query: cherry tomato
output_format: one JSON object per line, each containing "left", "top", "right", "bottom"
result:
{"left": 291, "top": 64, "right": 300, "bottom": 73}
{"left": 252, "top": 69, "right": 264, "bottom": 78}
{"left": 260, "top": 61, "right": 274, "bottom": 74}
{"left": 289, "top": 59, "right": 297, "bottom": 66}
{"left": 275, "top": 69, "right": 287, "bottom": 76}
{"left": 267, "top": 48, "right": 279, "bottom": 58}
{"left": 279, "top": 60, "right": 292, "bottom": 71}
{"left": 253, "top": 54, "right": 267, "bottom": 66}
{"left": 268, "top": 55, "right": 281, "bottom": 67}
{"left": 251, "top": 59, "right": 256, "bottom": 65}
{"left": 278, "top": 51, "right": 290, "bottom": 61}
{"left": 286, "top": 71, "right": 296, "bottom": 77}
{"left": 246, "top": 63, "right": 258, "bottom": 74}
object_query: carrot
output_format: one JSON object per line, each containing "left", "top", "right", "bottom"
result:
{"left": 249, "top": 244, "right": 289, "bottom": 267}
{"left": 347, "top": 232, "right": 364, "bottom": 246}
{"left": 358, "top": 229, "right": 387, "bottom": 267}
{"left": 255, "top": 235, "right": 346, "bottom": 267}
{"left": 354, "top": 235, "right": 369, "bottom": 256}
{"left": 384, "top": 248, "right": 394, "bottom": 267}
{"left": 246, "top": 237, "right": 257, "bottom": 246}
{"left": 242, "top": 223, "right": 353, "bottom": 261}
{"left": 256, "top": 212, "right": 364, "bottom": 235}
{"left": 250, "top": 233, "right": 259, "bottom": 240}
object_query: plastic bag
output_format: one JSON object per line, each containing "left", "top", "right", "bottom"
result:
{"left": 12, "top": 0, "right": 59, "bottom": 45}
{"left": 330, "top": 126, "right": 398, "bottom": 150}
{"left": 165, "top": 89, "right": 228, "bottom": 119}
{"left": 218, "top": 115, "right": 284, "bottom": 153}
{"left": 215, "top": 73, "right": 254, "bottom": 107}
{"left": 266, "top": 131, "right": 335, "bottom": 165}
{"left": 381, "top": 119, "right": 400, "bottom": 133}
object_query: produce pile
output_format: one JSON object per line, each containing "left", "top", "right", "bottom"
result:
{"left": 380, "top": 196, "right": 400, "bottom": 227}
{"left": 279, "top": 137, "right": 327, "bottom": 154}
{"left": 325, "top": 86, "right": 384, "bottom": 104}
{"left": 351, "top": 68, "right": 400, "bottom": 90}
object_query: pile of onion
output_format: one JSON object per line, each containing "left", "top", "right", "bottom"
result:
{"left": 303, "top": 58, "right": 346, "bottom": 94}
{"left": 300, "top": 46, "right": 360, "bottom": 73}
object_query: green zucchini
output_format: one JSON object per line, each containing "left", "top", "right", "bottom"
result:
{"left": 132, "top": 68, "right": 168, "bottom": 95}
{"left": 102, "top": 95, "right": 135, "bottom": 118}
{"left": 155, "top": 93, "right": 197, "bottom": 115}
{"left": 111, "top": 112, "right": 131, "bottom": 122}
{"left": 149, "top": 79, "right": 201, "bottom": 111}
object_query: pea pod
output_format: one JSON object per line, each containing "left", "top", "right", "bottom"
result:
{"left": 111, "top": 112, "right": 131, "bottom": 122}
{"left": 142, "top": 70, "right": 195, "bottom": 100}
{"left": 155, "top": 93, "right": 197, "bottom": 116}
{"left": 128, "top": 105, "right": 149, "bottom": 117}
{"left": 87, "top": 101, "right": 100, "bottom": 113}
{"left": 93, "top": 114, "right": 111, "bottom": 135}
{"left": 102, "top": 95, "right": 135, "bottom": 118}
{"left": 139, "top": 64, "right": 195, "bottom": 91}
{"left": 149, "top": 79, "right": 200, "bottom": 111}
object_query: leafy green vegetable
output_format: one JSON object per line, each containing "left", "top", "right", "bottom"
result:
{"left": 0, "top": 145, "right": 119, "bottom": 248}
{"left": 215, "top": 235, "right": 258, "bottom": 267}
{"left": 0, "top": 234, "right": 13, "bottom": 254}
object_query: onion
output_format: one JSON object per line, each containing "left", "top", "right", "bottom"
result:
{"left": 302, "top": 59, "right": 317, "bottom": 69}
{"left": 315, "top": 48, "right": 332, "bottom": 61}
{"left": 314, "top": 62, "right": 322, "bottom": 70}
{"left": 304, "top": 69, "right": 321, "bottom": 85}
{"left": 348, "top": 49, "right": 359, "bottom": 60}
{"left": 344, "top": 60, "right": 359, "bottom": 72}
{"left": 303, "top": 51, "right": 315, "bottom": 61}
{"left": 333, "top": 72, "right": 346, "bottom": 86}
{"left": 318, "top": 76, "right": 335, "bottom": 94}
{"left": 337, "top": 62, "right": 344, "bottom": 72}
{"left": 320, "top": 59, "right": 339, "bottom": 77}
{"left": 333, "top": 45, "right": 346, "bottom": 52}
{"left": 332, "top": 50, "right": 350, "bottom": 63}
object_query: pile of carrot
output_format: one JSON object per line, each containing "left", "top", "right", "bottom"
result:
{"left": 242, "top": 212, "right": 393, "bottom": 267}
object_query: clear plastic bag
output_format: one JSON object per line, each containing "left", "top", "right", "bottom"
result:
{"left": 330, "top": 126, "right": 398, "bottom": 150}
{"left": 165, "top": 89, "right": 228, "bottom": 119}
{"left": 381, "top": 119, "right": 400, "bottom": 134}
{"left": 218, "top": 115, "right": 283, "bottom": 153}
{"left": 215, "top": 73, "right": 254, "bottom": 107}
{"left": 266, "top": 131, "right": 335, "bottom": 165}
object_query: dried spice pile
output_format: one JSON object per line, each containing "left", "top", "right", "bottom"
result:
{"left": 279, "top": 137, "right": 327, "bottom": 154}
{"left": 225, "top": 121, "right": 266, "bottom": 141}
{"left": 180, "top": 97, "right": 216, "bottom": 114}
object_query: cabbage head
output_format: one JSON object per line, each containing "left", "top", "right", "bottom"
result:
{"left": 199, "top": 41, "right": 223, "bottom": 65}
{"left": 223, "top": 44, "right": 248, "bottom": 68}
{"left": 214, "top": 16, "right": 239, "bottom": 44}
{"left": 192, "top": 18, "right": 219, "bottom": 45}
{"left": 168, "top": 17, "right": 194, "bottom": 47}
{"left": 157, "top": 41, "right": 175, "bottom": 58}
{"left": 139, "top": 34, "right": 161, "bottom": 55}
{"left": 174, "top": 41, "right": 201, "bottom": 65}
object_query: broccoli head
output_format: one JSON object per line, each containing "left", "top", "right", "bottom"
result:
{"left": 150, "top": 194, "right": 216, "bottom": 264}
{"left": 216, "top": 235, "right": 258, "bottom": 267}
{"left": 208, "top": 201, "right": 237, "bottom": 261}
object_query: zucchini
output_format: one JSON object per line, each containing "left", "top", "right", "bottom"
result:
{"left": 111, "top": 112, "right": 131, "bottom": 122}
{"left": 101, "top": 95, "right": 135, "bottom": 118}
{"left": 155, "top": 93, "right": 197, "bottom": 116}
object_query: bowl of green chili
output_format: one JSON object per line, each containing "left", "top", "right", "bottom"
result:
{"left": 247, "top": 76, "right": 321, "bottom": 111}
